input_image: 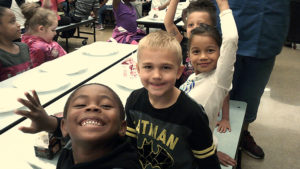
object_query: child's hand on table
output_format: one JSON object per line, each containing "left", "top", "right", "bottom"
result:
{"left": 216, "top": 119, "right": 231, "bottom": 133}
{"left": 217, "top": 151, "right": 237, "bottom": 167}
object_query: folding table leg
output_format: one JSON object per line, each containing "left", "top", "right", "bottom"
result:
{"left": 66, "top": 38, "right": 69, "bottom": 53}
{"left": 237, "top": 146, "right": 242, "bottom": 169}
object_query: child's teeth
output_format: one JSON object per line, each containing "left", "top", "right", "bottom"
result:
{"left": 81, "top": 120, "right": 102, "bottom": 126}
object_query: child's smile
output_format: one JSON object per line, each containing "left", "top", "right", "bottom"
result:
{"left": 62, "top": 85, "right": 125, "bottom": 145}
{"left": 80, "top": 118, "right": 103, "bottom": 127}
{"left": 137, "top": 48, "right": 182, "bottom": 98}
{"left": 189, "top": 35, "right": 220, "bottom": 74}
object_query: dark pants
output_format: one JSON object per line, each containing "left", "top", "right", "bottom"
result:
{"left": 230, "top": 55, "right": 276, "bottom": 123}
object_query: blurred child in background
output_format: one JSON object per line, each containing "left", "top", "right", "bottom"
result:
{"left": 21, "top": 2, "right": 66, "bottom": 68}
{"left": 111, "top": 0, "right": 145, "bottom": 44}
{"left": 0, "top": 6, "right": 31, "bottom": 81}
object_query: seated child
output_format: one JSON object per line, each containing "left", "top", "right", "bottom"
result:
{"left": 16, "top": 83, "right": 141, "bottom": 169}
{"left": 179, "top": 0, "right": 238, "bottom": 166}
{"left": 21, "top": 2, "right": 66, "bottom": 68}
{"left": 125, "top": 30, "right": 221, "bottom": 168}
{"left": 0, "top": 6, "right": 31, "bottom": 82}
{"left": 111, "top": 0, "right": 145, "bottom": 44}
{"left": 72, "top": 0, "right": 99, "bottom": 20}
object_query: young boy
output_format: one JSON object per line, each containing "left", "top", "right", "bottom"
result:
{"left": 16, "top": 84, "right": 141, "bottom": 169}
{"left": 125, "top": 30, "right": 221, "bottom": 168}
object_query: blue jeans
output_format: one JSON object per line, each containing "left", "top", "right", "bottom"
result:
{"left": 97, "top": 5, "right": 113, "bottom": 24}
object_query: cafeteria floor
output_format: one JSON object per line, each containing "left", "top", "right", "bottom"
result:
{"left": 57, "top": 25, "right": 300, "bottom": 169}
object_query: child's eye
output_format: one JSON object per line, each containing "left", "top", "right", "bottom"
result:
{"left": 162, "top": 66, "right": 171, "bottom": 70}
{"left": 10, "top": 18, "right": 16, "bottom": 24}
{"left": 143, "top": 65, "right": 152, "bottom": 69}
{"left": 187, "top": 23, "right": 193, "bottom": 28}
{"left": 207, "top": 49, "right": 216, "bottom": 53}
{"left": 192, "top": 50, "right": 200, "bottom": 55}
{"left": 101, "top": 105, "right": 112, "bottom": 110}
{"left": 74, "top": 104, "right": 86, "bottom": 108}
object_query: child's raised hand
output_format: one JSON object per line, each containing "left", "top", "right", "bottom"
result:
{"left": 216, "top": 119, "right": 231, "bottom": 133}
{"left": 15, "top": 90, "right": 56, "bottom": 134}
{"left": 215, "top": 0, "right": 230, "bottom": 12}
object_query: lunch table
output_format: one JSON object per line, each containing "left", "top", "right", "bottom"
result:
{"left": 136, "top": 2, "right": 188, "bottom": 33}
{"left": 0, "top": 41, "right": 137, "bottom": 168}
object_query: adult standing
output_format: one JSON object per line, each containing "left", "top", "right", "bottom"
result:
{"left": 215, "top": 0, "right": 290, "bottom": 159}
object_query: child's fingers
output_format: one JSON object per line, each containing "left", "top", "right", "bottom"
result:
{"left": 14, "top": 108, "right": 42, "bottom": 120}
{"left": 24, "top": 92, "right": 39, "bottom": 107}
{"left": 17, "top": 98, "right": 36, "bottom": 111}
{"left": 228, "top": 126, "right": 231, "bottom": 132}
{"left": 18, "top": 126, "right": 38, "bottom": 134}
{"left": 225, "top": 158, "right": 237, "bottom": 166}
{"left": 218, "top": 151, "right": 236, "bottom": 166}
{"left": 31, "top": 90, "right": 41, "bottom": 105}
{"left": 14, "top": 109, "right": 33, "bottom": 119}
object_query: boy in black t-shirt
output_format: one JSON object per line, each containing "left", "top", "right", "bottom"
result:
{"left": 125, "top": 30, "right": 221, "bottom": 169}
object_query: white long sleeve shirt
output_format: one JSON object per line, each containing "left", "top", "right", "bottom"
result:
{"left": 180, "top": 9, "right": 238, "bottom": 132}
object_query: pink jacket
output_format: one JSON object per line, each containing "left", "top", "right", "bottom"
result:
{"left": 22, "top": 34, "right": 66, "bottom": 67}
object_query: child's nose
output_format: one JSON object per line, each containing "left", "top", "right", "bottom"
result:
{"left": 86, "top": 105, "right": 100, "bottom": 112}
{"left": 152, "top": 69, "right": 162, "bottom": 79}
{"left": 199, "top": 53, "right": 208, "bottom": 59}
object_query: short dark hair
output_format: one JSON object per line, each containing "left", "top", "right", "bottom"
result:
{"left": 188, "top": 24, "right": 222, "bottom": 50}
{"left": 182, "top": 0, "right": 217, "bottom": 26}
{"left": 63, "top": 83, "right": 125, "bottom": 120}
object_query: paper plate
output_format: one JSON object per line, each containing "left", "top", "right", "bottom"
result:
{"left": 12, "top": 72, "right": 70, "bottom": 94}
{"left": 82, "top": 44, "right": 119, "bottom": 57}
{"left": 38, "top": 60, "right": 87, "bottom": 75}
{"left": 0, "top": 88, "right": 24, "bottom": 113}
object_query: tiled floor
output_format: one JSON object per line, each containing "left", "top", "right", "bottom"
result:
{"left": 58, "top": 26, "right": 300, "bottom": 169}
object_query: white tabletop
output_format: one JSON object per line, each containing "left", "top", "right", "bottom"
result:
{"left": 0, "top": 42, "right": 137, "bottom": 169}
{"left": 0, "top": 44, "right": 245, "bottom": 168}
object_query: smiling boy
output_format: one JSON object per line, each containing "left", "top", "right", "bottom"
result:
{"left": 125, "top": 30, "right": 221, "bottom": 169}
{"left": 57, "top": 83, "right": 140, "bottom": 169}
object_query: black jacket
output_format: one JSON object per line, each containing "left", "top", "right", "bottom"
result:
{"left": 56, "top": 138, "right": 141, "bottom": 169}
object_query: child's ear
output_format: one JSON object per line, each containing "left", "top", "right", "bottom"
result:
{"left": 118, "top": 120, "right": 127, "bottom": 137}
{"left": 60, "top": 118, "right": 69, "bottom": 138}
{"left": 136, "top": 63, "right": 140, "bottom": 74}
{"left": 176, "top": 65, "right": 185, "bottom": 80}
{"left": 37, "top": 25, "right": 45, "bottom": 32}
